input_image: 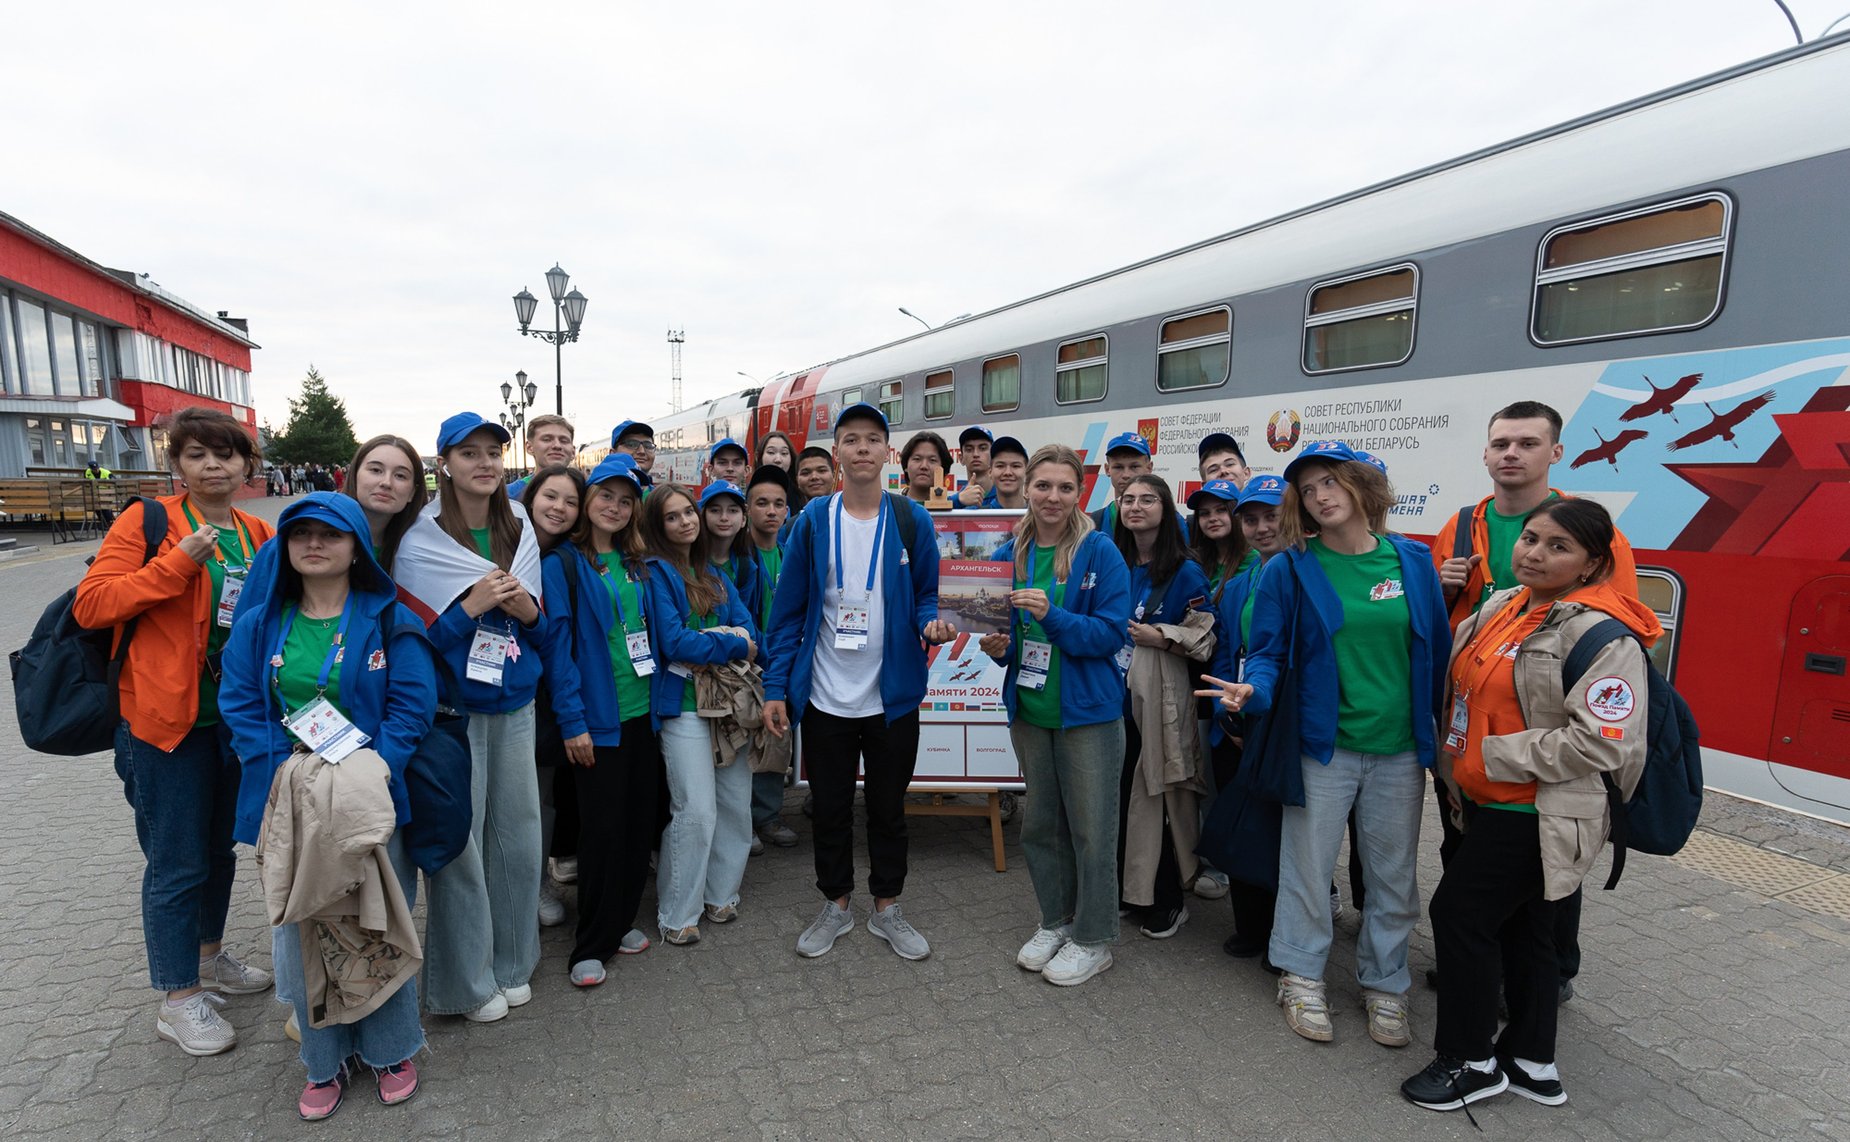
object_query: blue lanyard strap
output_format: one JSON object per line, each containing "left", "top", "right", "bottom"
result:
{"left": 832, "top": 494, "right": 888, "bottom": 598}
{"left": 1014, "top": 545, "right": 1067, "bottom": 635}
{"left": 270, "top": 596, "right": 355, "bottom": 703}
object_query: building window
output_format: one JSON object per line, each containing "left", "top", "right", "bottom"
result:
{"left": 50, "top": 312, "right": 81, "bottom": 397}
{"left": 1055, "top": 335, "right": 1108, "bottom": 404}
{"left": 14, "top": 298, "right": 55, "bottom": 395}
{"left": 1633, "top": 566, "right": 1686, "bottom": 682}
{"left": 924, "top": 369, "right": 954, "bottom": 420}
{"left": 1303, "top": 264, "right": 1417, "bottom": 373}
{"left": 982, "top": 354, "right": 1020, "bottom": 413}
{"left": 1156, "top": 307, "right": 1232, "bottom": 392}
{"left": 77, "top": 321, "right": 103, "bottom": 397}
{"left": 0, "top": 292, "right": 15, "bottom": 393}
{"left": 879, "top": 379, "right": 903, "bottom": 426}
{"left": 25, "top": 418, "right": 46, "bottom": 466}
{"left": 1532, "top": 194, "right": 1730, "bottom": 345}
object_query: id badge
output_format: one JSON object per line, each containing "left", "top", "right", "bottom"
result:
{"left": 1442, "top": 692, "right": 1470, "bottom": 757}
{"left": 667, "top": 662, "right": 692, "bottom": 679}
{"left": 284, "top": 696, "right": 371, "bottom": 764}
{"left": 1019, "top": 639, "right": 1052, "bottom": 691}
{"left": 467, "top": 630, "right": 511, "bottom": 686}
{"left": 835, "top": 600, "right": 870, "bottom": 650}
{"left": 216, "top": 575, "right": 244, "bottom": 628}
{"left": 1114, "top": 642, "right": 1134, "bottom": 673}
{"left": 626, "top": 630, "right": 656, "bottom": 676}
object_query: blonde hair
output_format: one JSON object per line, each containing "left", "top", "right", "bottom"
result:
{"left": 1011, "top": 444, "right": 1094, "bottom": 582}
{"left": 1278, "top": 459, "right": 1396, "bottom": 548}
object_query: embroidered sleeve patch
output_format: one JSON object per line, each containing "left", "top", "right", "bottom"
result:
{"left": 1585, "top": 676, "right": 1637, "bottom": 722}
{"left": 1598, "top": 725, "right": 1625, "bottom": 740}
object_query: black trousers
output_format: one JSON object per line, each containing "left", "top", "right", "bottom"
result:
{"left": 1430, "top": 807, "right": 1558, "bottom": 1064}
{"left": 568, "top": 718, "right": 662, "bottom": 966}
{"left": 803, "top": 707, "right": 920, "bottom": 901}
{"left": 1434, "top": 771, "right": 1581, "bottom": 981}
{"left": 1118, "top": 718, "right": 1185, "bottom": 920}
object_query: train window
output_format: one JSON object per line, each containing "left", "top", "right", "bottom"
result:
{"left": 924, "top": 369, "right": 954, "bottom": 420}
{"left": 1532, "top": 194, "right": 1730, "bottom": 345}
{"left": 1633, "top": 566, "right": 1686, "bottom": 682}
{"left": 982, "top": 354, "right": 1020, "bottom": 413}
{"left": 1303, "top": 265, "right": 1417, "bottom": 373}
{"left": 1156, "top": 307, "right": 1231, "bottom": 391}
{"left": 879, "top": 380, "right": 903, "bottom": 426}
{"left": 842, "top": 387, "right": 862, "bottom": 412}
{"left": 1055, "top": 335, "right": 1108, "bottom": 404}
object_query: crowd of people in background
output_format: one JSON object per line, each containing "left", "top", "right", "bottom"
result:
{"left": 73, "top": 395, "right": 1655, "bottom": 1121}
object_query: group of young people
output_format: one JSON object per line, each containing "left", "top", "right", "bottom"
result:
{"left": 78, "top": 394, "right": 1653, "bottom": 1121}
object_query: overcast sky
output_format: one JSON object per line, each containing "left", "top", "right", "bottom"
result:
{"left": 3, "top": 0, "right": 1839, "bottom": 452}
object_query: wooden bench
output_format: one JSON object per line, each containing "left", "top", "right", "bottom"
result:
{"left": 0, "top": 477, "right": 170, "bottom": 542}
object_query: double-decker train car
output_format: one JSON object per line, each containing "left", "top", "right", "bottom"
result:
{"left": 642, "top": 35, "right": 1850, "bottom": 823}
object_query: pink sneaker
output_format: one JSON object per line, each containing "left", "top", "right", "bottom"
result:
{"left": 298, "top": 1070, "right": 347, "bottom": 1121}
{"left": 376, "top": 1059, "right": 419, "bottom": 1106}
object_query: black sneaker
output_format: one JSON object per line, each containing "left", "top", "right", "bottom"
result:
{"left": 1223, "top": 931, "right": 1266, "bottom": 958}
{"left": 1559, "top": 979, "right": 1575, "bottom": 1005}
{"left": 1139, "top": 905, "right": 1188, "bottom": 939}
{"left": 1501, "top": 1058, "right": 1568, "bottom": 1106}
{"left": 1400, "top": 1055, "right": 1508, "bottom": 1111}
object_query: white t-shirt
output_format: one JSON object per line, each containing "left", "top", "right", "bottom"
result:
{"left": 810, "top": 495, "right": 888, "bottom": 718}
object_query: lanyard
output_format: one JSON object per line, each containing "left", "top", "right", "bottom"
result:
{"left": 1014, "top": 545, "right": 1068, "bottom": 635}
{"left": 604, "top": 556, "right": 644, "bottom": 634}
{"left": 1457, "top": 590, "right": 1537, "bottom": 699}
{"left": 832, "top": 493, "right": 887, "bottom": 600}
{"left": 269, "top": 597, "right": 355, "bottom": 707}
{"left": 181, "top": 499, "right": 252, "bottom": 571}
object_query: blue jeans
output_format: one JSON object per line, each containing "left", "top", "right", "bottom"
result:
{"left": 1010, "top": 719, "right": 1125, "bottom": 946}
{"left": 422, "top": 704, "right": 540, "bottom": 1011}
{"left": 752, "top": 769, "right": 786, "bottom": 829}
{"left": 1269, "top": 749, "right": 1425, "bottom": 993}
{"left": 113, "top": 721, "right": 241, "bottom": 992}
{"left": 656, "top": 715, "right": 753, "bottom": 931}
{"left": 275, "top": 834, "right": 426, "bottom": 1083}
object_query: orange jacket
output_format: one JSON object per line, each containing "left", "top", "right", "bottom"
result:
{"left": 72, "top": 494, "right": 274, "bottom": 751}
{"left": 1431, "top": 489, "right": 1638, "bottom": 630}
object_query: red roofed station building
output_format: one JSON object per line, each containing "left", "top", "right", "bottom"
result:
{"left": 0, "top": 209, "right": 258, "bottom": 478}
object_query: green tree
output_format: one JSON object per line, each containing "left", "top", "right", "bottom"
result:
{"left": 269, "top": 366, "right": 359, "bottom": 465}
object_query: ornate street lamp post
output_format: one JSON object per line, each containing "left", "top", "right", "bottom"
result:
{"left": 513, "top": 264, "right": 587, "bottom": 416}
{"left": 499, "top": 369, "right": 539, "bottom": 474}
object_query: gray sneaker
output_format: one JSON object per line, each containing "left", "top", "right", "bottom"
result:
{"left": 796, "top": 901, "right": 853, "bottom": 958}
{"left": 759, "top": 819, "right": 799, "bottom": 847}
{"left": 198, "top": 949, "right": 272, "bottom": 995}
{"left": 867, "top": 902, "right": 931, "bottom": 961}
{"left": 157, "top": 992, "right": 237, "bottom": 1056}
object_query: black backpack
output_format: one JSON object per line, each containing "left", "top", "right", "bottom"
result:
{"left": 10, "top": 498, "right": 168, "bottom": 755}
{"left": 1562, "top": 617, "right": 1704, "bottom": 889}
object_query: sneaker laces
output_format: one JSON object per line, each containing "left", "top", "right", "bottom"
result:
{"left": 1279, "top": 975, "right": 1329, "bottom": 1014}
{"left": 201, "top": 949, "right": 254, "bottom": 982}
{"left": 878, "top": 904, "right": 919, "bottom": 938}
{"left": 170, "top": 991, "right": 226, "bottom": 1031}
{"left": 1424, "top": 1057, "right": 1485, "bottom": 1132}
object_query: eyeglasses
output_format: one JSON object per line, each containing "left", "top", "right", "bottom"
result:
{"left": 1119, "top": 495, "right": 1165, "bottom": 509}
{"left": 617, "top": 438, "right": 656, "bottom": 452}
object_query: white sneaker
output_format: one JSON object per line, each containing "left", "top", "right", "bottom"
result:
{"left": 550, "top": 856, "right": 578, "bottom": 884}
{"left": 198, "top": 949, "right": 273, "bottom": 995}
{"left": 538, "top": 884, "right": 566, "bottom": 927}
{"left": 1278, "top": 972, "right": 1334, "bottom": 1042}
{"left": 463, "top": 993, "right": 509, "bottom": 1023}
{"left": 1016, "top": 925, "right": 1072, "bottom": 972}
{"left": 501, "top": 983, "right": 533, "bottom": 1008}
{"left": 1041, "top": 941, "right": 1112, "bottom": 986}
{"left": 1193, "top": 874, "right": 1229, "bottom": 901}
{"left": 157, "top": 992, "right": 237, "bottom": 1055}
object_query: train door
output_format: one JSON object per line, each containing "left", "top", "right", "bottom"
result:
{"left": 1770, "top": 575, "right": 1850, "bottom": 810}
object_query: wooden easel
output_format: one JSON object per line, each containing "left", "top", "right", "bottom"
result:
{"left": 906, "top": 789, "right": 1008, "bottom": 872}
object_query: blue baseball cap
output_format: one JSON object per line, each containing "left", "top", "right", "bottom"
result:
{"left": 1282, "top": 440, "right": 1363, "bottom": 484}
{"left": 1197, "top": 431, "right": 1245, "bottom": 462}
{"left": 586, "top": 453, "right": 645, "bottom": 496}
{"left": 958, "top": 425, "right": 994, "bottom": 447}
{"left": 611, "top": 420, "right": 654, "bottom": 447}
{"left": 1186, "top": 479, "right": 1241, "bottom": 510}
{"left": 436, "top": 411, "right": 511, "bottom": 454}
{"left": 1103, "top": 431, "right": 1151, "bottom": 458}
{"left": 708, "top": 437, "right": 748, "bottom": 464}
{"left": 1352, "top": 449, "right": 1388, "bottom": 475}
{"left": 834, "top": 402, "right": 889, "bottom": 435}
{"left": 1237, "top": 474, "right": 1286, "bottom": 508}
{"left": 698, "top": 480, "right": 746, "bottom": 510}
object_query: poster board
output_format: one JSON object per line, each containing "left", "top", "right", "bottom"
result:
{"left": 798, "top": 510, "right": 1027, "bottom": 791}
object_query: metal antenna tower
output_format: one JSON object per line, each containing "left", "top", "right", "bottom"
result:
{"left": 667, "top": 328, "right": 685, "bottom": 412}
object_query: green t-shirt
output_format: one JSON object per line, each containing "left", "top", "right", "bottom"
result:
{"left": 184, "top": 501, "right": 251, "bottom": 726}
{"left": 1238, "top": 552, "right": 1266, "bottom": 648}
{"left": 470, "top": 527, "right": 493, "bottom": 562}
{"left": 756, "top": 542, "right": 783, "bottom": 630}
{"left": 599, "top": 553, "right": 653, "bottom": 722}
{"left": 1308, "top": 536, "right": 1415, "bottom": 755}
{"left": 681, "top": 602, "right": 716, "bottom": 712}
{"left": 1479, "top": 491, "right": 1560, "bottom": 607}
{"left": 1015, "top": 545, "right": 1066, "bottom": 730}
{"left": 276, "top": 611, "right": 346, "bottom": 720}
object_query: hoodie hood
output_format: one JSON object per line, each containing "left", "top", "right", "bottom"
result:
{"left": 231, "top": 492, "right": 398, "bottom": 627}
{"left": 1556, "top": 579, "right": 1663, "bottom": 645}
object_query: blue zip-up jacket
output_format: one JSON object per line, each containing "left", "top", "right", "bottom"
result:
{"left": 716, "top": 549, "right": 764, "bottom": 626}
{"left": 539, "top": 545, "right": 654, "bottom": 746}
{"left": 643, "top": 556, "right": 758, "bottom": 724}
{"left": 1123, "top": 555, "right": 1212, "bottom": 718}
{"left": 1240, "top": 534, "right": 1451, "bottom": 767}
{"left": 1207, "top": 550, "right": 1266, "bottom": 747}
{"left": 429, "top": 588, "right": 545, "bottom": 715}
{"left": 763, "top": 492, "right": 941, "bottom": 724}
{"left": 221, "top": 495, "right": 440, "bottom": 845}
{"left": 990, "top": 531, "right": 1132, "bottom": 729}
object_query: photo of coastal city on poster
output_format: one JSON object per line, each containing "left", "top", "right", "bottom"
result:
{"left": 936, "top": 559, "right": 1011, "bottom": 638}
